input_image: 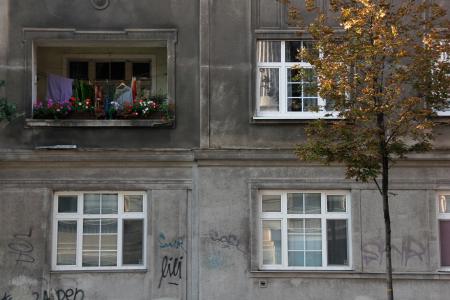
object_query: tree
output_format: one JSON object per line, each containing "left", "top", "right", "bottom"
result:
{"left": 283, "top": 0, "right": 450, "bottom": 299}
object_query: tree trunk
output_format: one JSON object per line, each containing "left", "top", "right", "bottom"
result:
{"left": 382, "top": 153, "right": 393, "bottom": 300}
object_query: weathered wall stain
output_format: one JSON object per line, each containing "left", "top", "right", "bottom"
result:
{"left": 363, "top": 235, "right": 428, "bottom": 267}
{"left": 158, "top": 256, "right": 183, "bottom": 288}
{"left": 206, "top": 254, "right": 225, "bottom": 270}
{"left": 8, "top": 228, "right": 35, "bottom": 264}
{"left": 90, "top": 0, "right": 109, "bottom": 10}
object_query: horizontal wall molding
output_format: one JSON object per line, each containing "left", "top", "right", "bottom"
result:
{"left": 4, "top": 149, "right": 450, "bottom": 166}
{"left": 0, "top": 179, "right": 192, "bottom": 190}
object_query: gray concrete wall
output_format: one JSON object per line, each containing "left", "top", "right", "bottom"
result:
{"left": 1, "top": 151, "right": 450, "bottom": 299}
{"left": 0, "top": 153, "right": 193, "bottom": 300}
{"left": 0, "top": 0, "right": 199, "bottom": 149}
{"left": 1, "top": 0, "right": 450, "bottom": 300}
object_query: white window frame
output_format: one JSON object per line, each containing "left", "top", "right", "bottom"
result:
{"left": 259, "top": 190, "right": 352, "bottom": 271}
{"left": 255, "top": 40, "right": 336, "bottom": 120}
{"left": 52, "top": 191, "right": 147, "bottom": 271}
{"left": 435, "top": 40, "right": 450, "bottom": 116}
{"left": 437, "top": 192, "right": 450, "bottom": 271}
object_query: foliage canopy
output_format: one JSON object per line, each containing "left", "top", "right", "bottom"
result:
{"left": 290, "top": 0, "right": 450, "bottom": 182}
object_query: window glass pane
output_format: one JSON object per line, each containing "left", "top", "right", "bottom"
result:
{"left": 305, "top": 219, "right": 322, "bottom": 250}
{"left": 439, "top": 195, "right": 450, "bottom": 213}
{"left": 302, "top": 41, "right": 319, "bottom": 61}
{"left": 110, "top": 62, "right": 125, "bottom": 80}
{"left": 327, "top": 220, "right": 348, "bottom": 265}
{"left": 101, "top": 219, "right": 117, "bottom": 234}
{"left": 101, "top": 251, "right": 117, "bottom": 266}
{"left": 287, "top": 193, "right": 303, "bottom": 214}
{"left": 288, "top": 219, "right": 304, "bottom": 254}
{"left": 325, "top": 99, "right": 336, "bottom": 111}
{"left": 84, "top": 194, "right": 100, "bottom": 214}
{"left": 257, "top": 41, "right": 281, "bottom": 62}
{"left": 287, "top": 84, "right": 302, "bottom": 98}
{"left": 304, "top": 193, "right": 321, "bottom": 214}
{"left": 83, "top": 235, "right": 99, "bottom": 251}
{"left": 440, "top": 220, "right": 450, "bottom": 266}
{"left": 285, "top": 41, "right": 302, "bottom": 62}
{"left": 133, "top": 62, "right": 151, "bottom": 79}
{"left": 288, "top": 251, "right": 304, "bottom": 266}
{"left": 262, "top": 195, "right": 281, "bottom": 212}
{"left": 287, "top": 68, "right": 301, "bottom": 83}
{"left": 83, "top": 219, "right": 100, "bottom": 233}
{"left": 101, "top": 194, "right": 118, "bottom": 214}
{"left": 262, "top": 220, "right": 282, "bottom": 265}
{"left": 69, "top": 61, "right": 89, "bottom": 80}
{"left": 96, "top": 62, "right": 109, "bottom": 80}
{"left": 303, "top": 84, "right": 318, "bottom": 98}
{"left": 305, "top": 252, "right": 322, "bottom": 266}
{"left": 58, "top": 195, "right": 78, "bottom": 213}
{"left": 82, "top": 251, "right": 99, "bottom": 267}
{"left": 288, "top": 218, "right": 322, "bottom": 267}
{"left": 123, "top": 219, "right": 144, "bottom": 265}
{"left": 287, "top": 68, "right": 318, "bottom": 112}
{"left": 57, "top": 221, "right": 77, "bottom": 265}
{"left": 327, "top": 195, "right": 347, "bottom": 212}
{"left": 303, "top": 98, "right": 318, "bottom": 112}
{"left": 101, "top": 235, "right": 117, "bottom": 251}
{"left": 259, "top": 68, "right": 279, "bottom": 112}
{"left": 124, "top": 195, "right": 144, "bottom": 212}
{"left": 305, "top": 218, "right": 321, "bottom": 234}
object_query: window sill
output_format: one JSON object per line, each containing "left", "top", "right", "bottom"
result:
{"left": 249, "top": 270, "right": 450, "bottom": 280}
{"left": 252, "top": 116, "right": 338, "bottom": 124}
{"left": 50, "top": 268, "right": 147, "bottom": 274}
{"left": 25, "top": 118, "right": 174, "bottom": 128}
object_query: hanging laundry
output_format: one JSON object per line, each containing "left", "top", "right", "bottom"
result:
{"left": 47, "top": 73, "right": 73, "bottom": 103}
{"left": 114, "top": 82, "right": 133, "bottom": 106}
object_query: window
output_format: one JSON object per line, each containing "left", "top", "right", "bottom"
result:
{"left": 259, "top": 190, "right": 351, "bottom": 270}
{"left": 436, "top": 45, "right": 450, "bottom": 116}
{"left": 256, "top": 40, "right": 333, "bottom": 119}
{"left": 438, "top": 193, "right": 450, "bottom": 268}
{"left": 53, "top": 192, "right": 147, "bottom": 270}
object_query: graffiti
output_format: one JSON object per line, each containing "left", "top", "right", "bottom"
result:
{"left": 363, "top": 235, "right": 427, "bottom": 267}
{"left": 1, "top": 292, "right": 12, "bottom": 300}
{"left": 158, "top": 256, "right": 183, "bottom": 288}
{"left": 209, "top": 230, "right": 245, "bottom": 254}
{"left": 32, "top": 288, "right": 84, "bottom": 300}
{"left": 8, "top": 228, "right": 35, "bottom": 264}
{"left": 159, "top": 233, "right": 185, "bottom": 252}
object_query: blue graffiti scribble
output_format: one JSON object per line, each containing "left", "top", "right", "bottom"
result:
{"left": 159, "top": 233, "right": 185, "bottom": 252}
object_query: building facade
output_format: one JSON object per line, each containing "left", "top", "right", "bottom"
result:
{"left": 0, "top": 0, "right": 450, "bottom": 299}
